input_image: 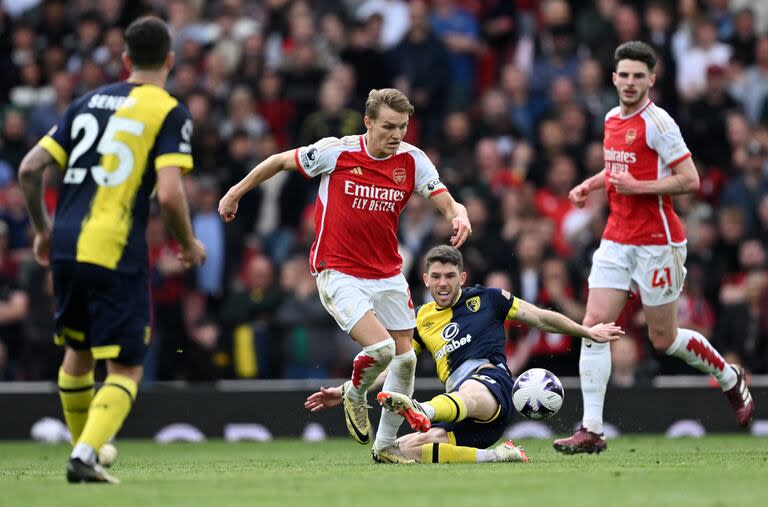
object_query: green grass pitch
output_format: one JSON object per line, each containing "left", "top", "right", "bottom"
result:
{"left": 2, "top": 436, "right": 767, "bottom": 507}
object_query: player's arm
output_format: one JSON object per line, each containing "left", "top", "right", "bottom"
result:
{"left": 569, "top": 169, "right": 606, "bottom": 208}
{"left": 18, "top": 145, "right": 59, "bottom": 266}
{"left": 18, "top": 146, "right": 57, "bottom": 234}
{"left": 512, "top": 298, "right": 623, "bottom": 343}
{"left": 218, "top": 150, "right": 298, "bottom": 222}
{"left": 157, "top": 166, "right": 206, "bottom": 268}
{"left": 429, "top": 191, "right": 472, "bottom": 248}
{"left": 609, "top": 156, "right": 699, "bottom": 196}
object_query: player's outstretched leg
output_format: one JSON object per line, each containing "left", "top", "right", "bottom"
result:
{"left": 378, "top": 390, "right": 469, "bottom": 431}
{"left": 419, "top": 441, "right": 529, "bottom": 464}
{"left": 553, "top": 427, "right": 608, "bottom": 455}
{"left": 371, "top": 441, "right": 417, "bottom": 464}
{"left": 723, "top": 364, "right": 755, "bottom": 427}
{"left": 377, "top": 391, "right": 432, "bottom": 433}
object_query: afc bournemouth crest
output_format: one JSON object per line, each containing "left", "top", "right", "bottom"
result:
{"left": 466, "top": 296, "right": 481, "bottom": 312}
{"left": 393, "top": 168, "right": 406, "bottom": 185}
{"left": 625, "top": 128, "right": 637, "bottom": 145}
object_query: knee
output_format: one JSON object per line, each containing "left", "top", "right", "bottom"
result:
{"left": 582, "top": 312, "right": 603, "bottom": 328}
{"left": 647, "top": 326, "right": 675, "bottom": 352}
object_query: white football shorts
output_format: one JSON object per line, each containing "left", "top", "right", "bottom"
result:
{"left": 315, "top": 269, "right": 416, "bottom": 333}
{"left": 588, "top": 239, "right": 687, "bottom": 307}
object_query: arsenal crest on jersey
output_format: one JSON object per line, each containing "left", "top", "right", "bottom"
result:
{"left": 393, "top": 168, "right": 406, "bottom": 185}
{"left": 625, "top": 128, "right": 637, "bottom": 145}
{"left": 466, "top": 296, "right": 481, "bottom": 312}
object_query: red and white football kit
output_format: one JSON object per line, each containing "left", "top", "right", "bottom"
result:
{"left": 570, "top": 101, "right": 750, "bottom": 443}
{"left": 589, "top": 100, "right": 692, "bottom": 306}
{"left": 295, "top": 135, "right": 447, "bottom": 331}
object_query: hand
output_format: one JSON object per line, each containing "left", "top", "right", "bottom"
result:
{"left": 218, "top": 191, "right": 240, "bottom": 222}
{"left": 568, "top": 183, "right": 589, "bottom": 208}
{"left": 450, "top": 216, "right": 472, "bottom": 248}
{"left": 33, "top": 230, "right": 52, "bottom": 267}
{"left": 178, "top": 238, "right": 206, "bottom": 269}
{"left": 304, "top": 385, "right": 343, "bottom": 412}
{"left": 586, "top": 322, "right": 624, "bottom": 343}
{"left": 608, "top": 171, "right": 639, "bottom": 195}
{"left": 156, "top": 249, "right": 185, "bottom": 276}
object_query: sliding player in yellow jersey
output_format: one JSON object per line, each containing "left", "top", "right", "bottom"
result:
{"left": 18, "top": 16, "right": 205, "bottom": 483}
{"left": 306, "top": 245, "right": 622, "bottom": 463}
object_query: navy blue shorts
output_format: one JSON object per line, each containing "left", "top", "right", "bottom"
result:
{"left": 52, "top": 261, "right": 150, "bottom": 366}
{"left": 432, "top": 365, "right": 515, "bottom": 449}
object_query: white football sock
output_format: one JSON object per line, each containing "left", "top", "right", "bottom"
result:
{"left": 71, "top": 442, "right": 96, "bottom": 466}
{"left": 666, "top": 328, "right": 737, "bottom": 391}
{"left": 579, "top": 339, "right": 611, "bottom": 434}
{"left": 346, "top": 338, "right": 396, "bottom": 401}
{"left": 373, "top": 349, "right": 416, "bottom": 451}
{"left": 476, "top": 449, "right": 496, "bottom": 462}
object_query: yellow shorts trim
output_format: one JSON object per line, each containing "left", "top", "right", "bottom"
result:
{"left": 91, "top": 345, "right": 121, "bottom": 360}
{"left": 446, "top": 431, "right": 457, "bottom": 445}
{"left": 60, "top": 327, "right": 86, "bottom": 342}
{"left": 473, "top": 405, "right": 502, "bottom": 424}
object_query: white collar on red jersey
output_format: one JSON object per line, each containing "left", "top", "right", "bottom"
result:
{"left": 619, "top": 99, "right": 652, "bottom": 120}
{"left": 361, "top": 134, "right": 395, "bottom": 161}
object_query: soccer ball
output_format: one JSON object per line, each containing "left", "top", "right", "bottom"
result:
{"left": 512, "top": 368, "right": 564, "bottom": 420}
{"left": 98, "top": 443, "right": 118, "bottom": 467}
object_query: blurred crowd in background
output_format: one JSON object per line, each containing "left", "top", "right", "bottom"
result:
{"left": 0, "top": 0, "right": 767, "bottom": 384}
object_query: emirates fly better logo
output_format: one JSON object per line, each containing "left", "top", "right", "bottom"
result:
{"left": 345, "top": 181, "right": 406, "bottom": 212}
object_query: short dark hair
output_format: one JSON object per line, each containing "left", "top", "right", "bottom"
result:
{"left": 614, "top": 41, "right": 657, "bottom": 72}
{"left": 424, "top": 245, "right": 463, "bottom": 272}
{"left": 125, "top": 16, "right": 171, "bottom": 70}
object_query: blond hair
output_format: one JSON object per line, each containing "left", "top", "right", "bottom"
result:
{"left": 364, "top": 88, "right": 415, "bottom": 119}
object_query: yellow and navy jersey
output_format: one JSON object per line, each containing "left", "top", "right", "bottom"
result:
{"left": 413, "top": 285, "right": 519, "bottom": 385}
{"left": 37, "top": 81, "right": 193, "bottom": 274}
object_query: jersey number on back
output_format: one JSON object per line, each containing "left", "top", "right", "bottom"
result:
{"left": 64, "top": 113, "right": 145, "bottom": 187}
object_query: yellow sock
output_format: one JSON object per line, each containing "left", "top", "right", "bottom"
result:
{"left": 420, "top": 443, "right": 478, "bottom": 463}
{"left": 58, "top": 369, "right": 95, "bottom": 445}
{"left": 425, "top": 393, "right": 467, "bottom": 423}
{"left": 78, "top": 374, "right": 137, "bottom": 451}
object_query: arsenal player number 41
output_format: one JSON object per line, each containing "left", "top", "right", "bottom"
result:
{"left": 554, "top": 41, "right": 753, "bottom": 455}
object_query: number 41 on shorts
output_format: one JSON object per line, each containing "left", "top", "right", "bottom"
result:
{"left": 651, "top": 267, "right": 671, "bottom": 288}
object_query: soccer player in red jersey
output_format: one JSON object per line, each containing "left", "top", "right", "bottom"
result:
{"left": 219, "top": 88, "right": 471, "bottom": 461}
{"left": 553, "top": 41, "right": 754, "bottom": 455}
